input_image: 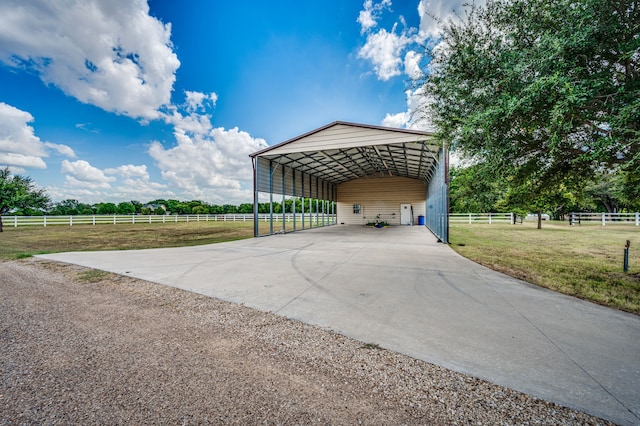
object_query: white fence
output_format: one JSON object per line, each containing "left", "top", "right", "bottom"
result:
{"left": 449, "top": 213, "right": 515, "bottom": 224}
{"left": 1, "top": 214, "right": 336, "bottom": 228}
{"left": 569, "top": 212, "right": 640, "bottom": 226}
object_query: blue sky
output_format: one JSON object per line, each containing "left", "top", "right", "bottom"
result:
{"left": 0, "top": 0, "right": 467, "bottom": 205}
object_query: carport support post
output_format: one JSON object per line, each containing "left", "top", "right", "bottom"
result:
{"left": 322, "top": 181, "right": 325, "bottom": 226}
{"left": 252, "top": 157, "right": 258, "bottom": 237}
{"left": 282, "top": 166, "right": 286, "bottom": 233}
{"left": 269, "top": 160, "right": 274, "bottom": 235}
{"left": 292, "top": 169, "right": 297, "bottom": 232}
{"left": 301, "top": 173, "right": 305, "bottom": 230}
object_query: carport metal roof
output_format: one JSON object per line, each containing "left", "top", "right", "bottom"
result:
{"left": 250, "top": 121, "right": 439, "bottom": 185}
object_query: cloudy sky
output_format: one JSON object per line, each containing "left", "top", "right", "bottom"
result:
{"left": 0, "top": 0, "right": 468, "bottom": 205}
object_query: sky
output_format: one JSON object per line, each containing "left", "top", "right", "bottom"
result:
{"left": 0, "top": 0, "right": 471, "bottom": 205}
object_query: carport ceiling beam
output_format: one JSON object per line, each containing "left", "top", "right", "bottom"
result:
{"left": 336, "top": 148, "right": 369, "bottom": 177}
{"left": 384, "top": 145, "right": 402, "bottom": 177}
{"left": 373, "top": 146, "right": 392, "bottom": 176}
{"left": 355, "top": 146, "right": 383, "bottom": 175}
{"left": 318, "top": 151, "right": 360, "bottom": 181}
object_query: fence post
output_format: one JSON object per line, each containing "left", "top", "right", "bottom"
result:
{"left": 92, "top": 216, "right": 96, "bottom": 225}
{"left": 44, "top": 216, "right": 47, "bottom": 227}
{"left": 14, "top": 216, "right": 17, "bottom": 228}
{"left": 489, "top": 213, "right": 492, "bottom": 224}
{"left": 636, "top": 212, "right": 639, "bottom": 227}
{"left": 602, "top": 213, "right": 606, "bottom": 226}
{"left": 70, "top": 215, "right": 72, "bottom": 226}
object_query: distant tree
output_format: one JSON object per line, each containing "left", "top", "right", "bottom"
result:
{"left": 117, "top": 202, "right": 136, "bottom": 214}
{"left": 237, "top": 203, "right": 253, "bottom": 214}
{"left": 581, "top": 170, "right": 640, "bottom": 213}
{"left": 175, "top": 202, "right": 191, "bottom": 214}
{"left": 51, "top": 199, "right": 80, "bottom": 215}
{"left": 192, "top": 205, "right": 208, "bottom": 215}
{"left": 420, "top": 0, "right": 639, "bottom": 219}
{"left": 0, "top": 167, "right": 50, "bottom": 232}
{"left": 164, "top": 199, "right": 180, "bottom": 214}
{"left": 449, "top": 164, "right": 506, "bottom": 213}
{"left": 130, "top": 200, "right": 143, "bottom": 214}
{"left": 96, "top": 202, "right": 117, "bottom": 215}
{"left": 221, "top": 204, "right": 236, "bottom": 214}
{"left": 77, "top": 203, "right": 95, "bottom": 215}
{"left": 154, "top": 206, "right": 166, "bottom": 215}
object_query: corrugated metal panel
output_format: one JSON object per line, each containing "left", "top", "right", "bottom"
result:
{"left": 263, "top": 123, "right": 435, "bottom": 155}
{"left": 337, "top": 176, "right": 426, "bottom": 225}
{"left": 256, "top": 157, "right": 336, "bottom": 200}
{"left": 425, "top": 148, "right": 449, "bottom": 243}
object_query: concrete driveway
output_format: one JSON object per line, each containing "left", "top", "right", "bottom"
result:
{"left": 39, "top": 225, "right": 640, "bottom": 425}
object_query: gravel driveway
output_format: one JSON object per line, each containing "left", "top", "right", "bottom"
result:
{"left": 1, "top": 259, "right": 610, "bottom": 425}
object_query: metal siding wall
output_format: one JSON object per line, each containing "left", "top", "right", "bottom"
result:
{"left": 336, "top": 176, "right": 426, "bottom": 225}
{"left": 255, "top": 156, "right": 336, "bottom": 201}
{"left": 425, "top": 148, "right": 449, "bottom": 243}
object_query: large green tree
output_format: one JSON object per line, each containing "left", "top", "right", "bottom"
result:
{"left": 421, "top": 0, "right": 639, "bottom": 220}
{"left": 0, "top": 167, "right": 50, "bottom": 232}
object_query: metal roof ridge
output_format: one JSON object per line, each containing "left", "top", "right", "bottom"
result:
{"left": 249, "top": 121, "right": 434, "bottom": 158}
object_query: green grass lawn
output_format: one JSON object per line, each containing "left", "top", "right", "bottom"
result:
{"left": 449, "top": 221, "right": 640, "bottom": 314}
{"left": 0, "top": 222, "right": 255, "bottom": 260}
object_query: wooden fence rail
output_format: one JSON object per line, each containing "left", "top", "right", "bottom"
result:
{"left": 1, "top": 214, "right": 337, "bottom": 228}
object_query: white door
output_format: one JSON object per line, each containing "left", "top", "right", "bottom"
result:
{"left": 400, "top": 204, "right": 412, "bottom": 225}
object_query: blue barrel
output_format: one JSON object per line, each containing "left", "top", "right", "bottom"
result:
{"left": 418, "top": 215, "right": 424, "bottom": 225}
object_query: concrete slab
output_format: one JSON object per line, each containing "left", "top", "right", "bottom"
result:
{"left": 38, "top": 225, "right": 640, "bottom": 425}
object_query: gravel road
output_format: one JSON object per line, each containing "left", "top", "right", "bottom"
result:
{"left": 1, "top": 258, "right": 611, "bottom": 425}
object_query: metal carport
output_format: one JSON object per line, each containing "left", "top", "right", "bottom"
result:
{"left": 250, "top": 121, "right": 449, "bottom": 242}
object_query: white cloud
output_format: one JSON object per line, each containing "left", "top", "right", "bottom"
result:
{"left": 61, "top": 159, "right": 115, "bottom": 188}
{"left": 184, "top": 90, "right": 218, "bottom": 112}
{"left": 382, "top": 111, "right": 411, "bottom": 128}
{"left": 0, "top": 102, "right": 75, "bottom": 170}
{"left": 51, "top": 161, "right": 173, "bottom": 203}
{"left": 0, "top": 153, "right": 47, "bottom": 169}
{"left": 104, "top": 164, "right": 150, "bottom": 179}
{"left": 44, "top": 142, "right": 77, "bottom": 158}
{"left": 358, "top": 25, "right": 413, "bottom": 80}
{"left": 0, "top": 0, "right": 180, "bottom": 120}
{"left": 404, "top": 50, "right": 422, "bottom": 80}
{"left": 149, "top": 126, "right": 268, "bottom": 204}
{"left": 381, "top": 87, "right": 434, "bottom": 131}
{"left": 417, "top": 0, "right": 486, "bottom": 38}
{"left": 357, "top": 0, "right": 392, "bottom": 34}
{"left": 368, "top": 1, "right": 484, "bottom": 128}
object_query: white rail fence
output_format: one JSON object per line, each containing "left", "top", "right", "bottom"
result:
{"left": 451, "top": 212, "right": 640, "bottom": 226}
{"left": 449, "top": 213, "right": 515, "bottom": 224}
{"left": 1, "top": 214, "right": 336, "bottom": 228}
{"left": 3, "top": 212, "right": 638, "bottom": 227}
{"left": 569, "top": 212, "right": 640, "bottom": 226}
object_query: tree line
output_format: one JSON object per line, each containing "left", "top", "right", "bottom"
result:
{"left": 8, "top": 197, "right": 332, "bottom": 217}
{"left": 449, "top": 164, "right": 639, "bottom": 220}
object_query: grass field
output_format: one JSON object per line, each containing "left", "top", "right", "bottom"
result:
{"left": 0, "top": 222, "right": 255, "bottom": 260}
{"left": 449, "top": 221, "right": 640, "bottom": 314}
{"left": 2, "top": 220, "right": 638, "bottom": 314}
